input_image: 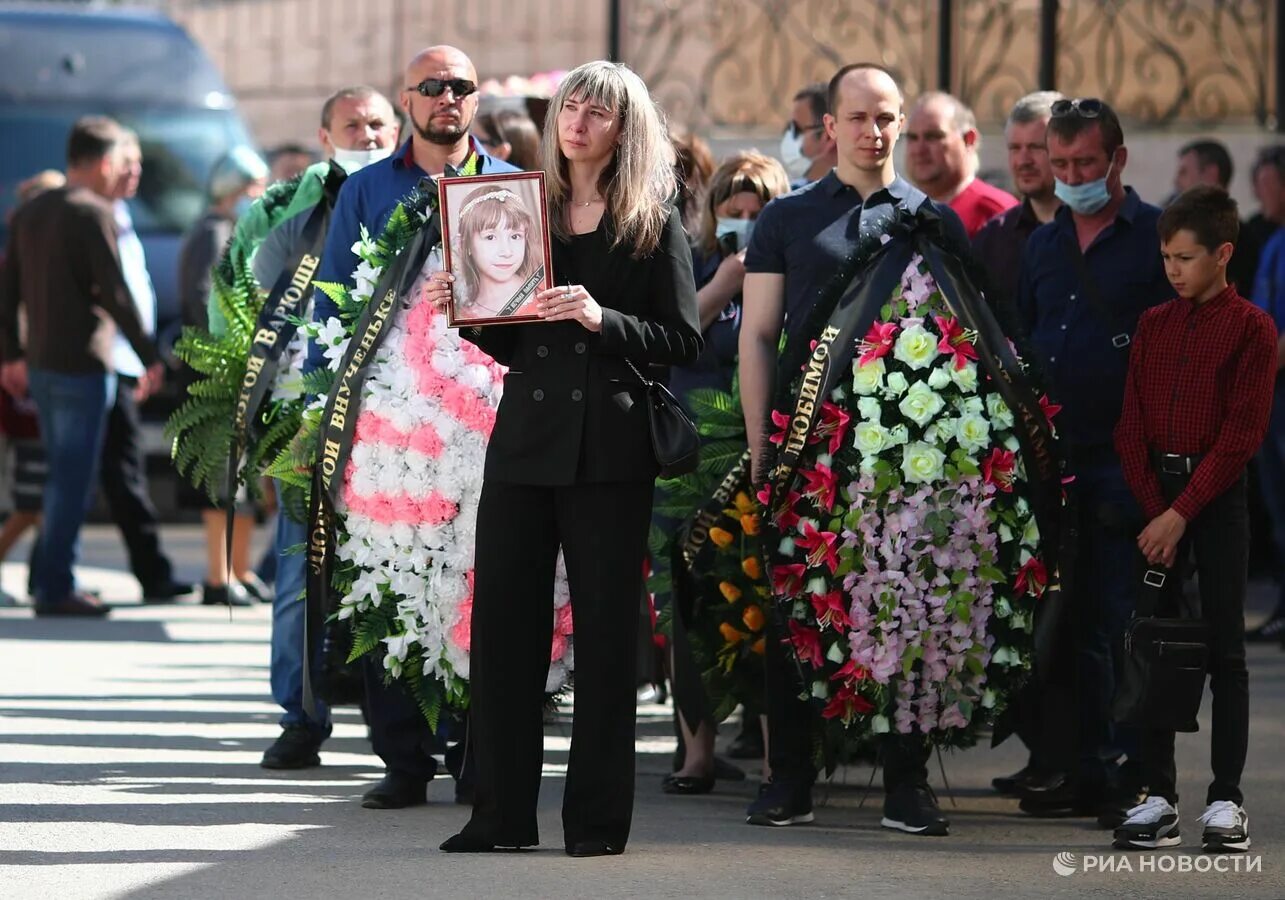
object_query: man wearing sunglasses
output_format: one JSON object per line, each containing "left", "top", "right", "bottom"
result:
{"left": 1015, "top": 97, "right": 1171, "bottom": 826}
{"left": 779, "top": 83, "right": 837, "bottom": 187}
{"left": 305, "top": 45, "right": 517, "bottom": 809}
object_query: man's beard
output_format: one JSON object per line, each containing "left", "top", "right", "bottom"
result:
{"left": 413, "top": 109, "right": 473, "bottom": 146}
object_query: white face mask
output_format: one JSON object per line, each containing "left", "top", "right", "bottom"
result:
{"left": 779, "top": 129, "right": 812, "bottom": 180}
{"left": 332, "top": 146, "right": 393, "bottom": 174}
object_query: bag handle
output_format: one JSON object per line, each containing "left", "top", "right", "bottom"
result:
{"left": 623, "top": 356, "right": 654, "bottom": 388}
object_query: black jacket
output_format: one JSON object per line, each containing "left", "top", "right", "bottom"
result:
{"left": 465, "top": 206, "right": 702, "bottom": 485}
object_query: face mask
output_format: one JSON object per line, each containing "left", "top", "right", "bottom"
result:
{"left": 1054, "top": 160, "right": 1115, "bottom": 215}
{"left": 779, "top": 129, "right": 811, "bottom": 180}
{"left": 715, "top": 217, "right": 754, "bottom": 252}
{"left": 332, "top": 145, "right": 394, "bottom": 174}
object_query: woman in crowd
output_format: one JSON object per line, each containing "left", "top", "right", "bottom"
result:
{"left": 659, "top": 150, "right": 791, "bottom": 794}
{"left": 427, "top": 59, "right": 701, "bottom": 857}
{"left": 475, "top": 107, "right": 541, "bottom": 171}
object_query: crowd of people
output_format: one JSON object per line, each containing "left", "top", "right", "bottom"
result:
{"left": 1, "top": 42, "right": 1283, "bottom": 861}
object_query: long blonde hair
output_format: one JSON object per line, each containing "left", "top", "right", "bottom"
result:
{"left": 541, "top": 61, "right": 675, "bottom": 258}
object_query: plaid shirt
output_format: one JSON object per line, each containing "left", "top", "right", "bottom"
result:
{"left": 1114, "top": 284, "right": 1277, "bottom": 521}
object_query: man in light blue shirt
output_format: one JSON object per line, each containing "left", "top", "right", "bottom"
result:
{"left": 103, "top": 131, "right": 190, "bottom": 603}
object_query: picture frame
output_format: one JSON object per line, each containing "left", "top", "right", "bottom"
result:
{"left": 439, "top": 170, "right": 553, "bottom": 327}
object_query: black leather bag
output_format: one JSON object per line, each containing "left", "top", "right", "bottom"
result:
{"left": 1112, "top": 566, "right": 1210, "bottom": 732}
{"left": 625, "top": 358, "right": 700, "bottom": 477}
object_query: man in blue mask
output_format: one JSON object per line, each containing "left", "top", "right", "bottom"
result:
{"left": 1016, "top": 97, "right": 1171, "bottom": 825}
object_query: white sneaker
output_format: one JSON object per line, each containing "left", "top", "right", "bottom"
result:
{"left": 1199, "top": 800, "right": 1250, "bottom": 853}
{"left": 1112, "top": 796, "right": 1181, "bottom": 849}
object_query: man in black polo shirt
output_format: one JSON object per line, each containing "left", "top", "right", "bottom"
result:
{"left": 739, "top": 62, "right": 968, "bottom": 835}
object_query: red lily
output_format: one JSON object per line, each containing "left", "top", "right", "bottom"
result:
{"left": 858, "top": 321, "right": 899, "bottom": 366}
{"left": 934, "top": 314, "right": 978, "bottom": 370}
{"left": 772, "top": 563, "right": 807, "bottom": 597}
{"left": 1039, "top": 394, "right": 1063, "bottom": 424}
{"left": 759, "top": 488, "right": 802, "bottom": 530}
{"left": 981, "top": 448, "right": 1016, "bottom": 493}
{"left": 821, "top": 683, "right": 875, "bottom": 722}
{"left": 800, "top": 462, "right": 838, "bottom": 512}
{"left": 811, "top": 590, "right": 852, "bottom": 631}
{"left": 814, "top": 402, "right": 852, "bottom": 456}
{"left": 830, "top": 658, "right": 869, "bottom": 683}
{"left": 1015, "top": 557, "right": 1048, "bottom": 597}
{"left": 787, "top": 620, "right": 824, "bottom": 667}
{"left": 796, "top": 521, "right": 840, "bottom": 572}
{"left": 767, "top": 409, "right": 791, "bottom": 446}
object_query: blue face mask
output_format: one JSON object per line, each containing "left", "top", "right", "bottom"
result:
{"left": 715, "top": 217, "right": 754, "bottom": 251}
{"left": 1054, "top": 159, "right": 1115, "bottom": 215}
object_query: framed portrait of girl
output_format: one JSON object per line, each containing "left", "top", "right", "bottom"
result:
{"left": 440, "top": 171, "right": 553, "bottom": 326}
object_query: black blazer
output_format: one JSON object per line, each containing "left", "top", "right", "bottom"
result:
{"left": 464, "top": 206, "right": 702, "bottom": 486}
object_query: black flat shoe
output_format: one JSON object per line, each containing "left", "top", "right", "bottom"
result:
{"left": 661, "top": 773, "right": 715, "bottom": 795}
{"left": 440, "top": 833, "right": 495, "bottom": 853}
{"left": 567, "top": 840, "right": 623, "bottom": 857}
{"left": 361, "top": 771, "right": 429, "bottom": 809}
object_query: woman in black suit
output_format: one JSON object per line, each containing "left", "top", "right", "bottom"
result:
{"left": 430, "top": 61, "right": 702, "bottom": 856}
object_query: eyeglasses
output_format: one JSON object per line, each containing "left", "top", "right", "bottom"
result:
{"left": 785, "top": 121, "right": 825, "bottom": 139}
{"left": 407, "top": 78, "right": 478, "bottom": 99}
{"left": 1050, "top": 97, "right": 1104, "bottom": 119}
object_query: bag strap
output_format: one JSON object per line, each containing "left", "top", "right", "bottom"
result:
{"left": 623, "top": 356, "right": 654, "bottom": 388}
{"left": 1059, "top": 235, "right": 1132, "bottom": 350}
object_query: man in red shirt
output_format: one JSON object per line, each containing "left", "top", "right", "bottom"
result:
{"left": 1113, "top": 185, "right": 1275, "bottom": 853}
{"left": 904, "top": 91, "right": 1018, "bottom": 237}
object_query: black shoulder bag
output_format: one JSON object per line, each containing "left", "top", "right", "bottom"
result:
{"left": 624, "top": 357, "right": 700, "bottom": 477}
{"left": 1112, "top": 565, "right": 1211, "bottom": 732}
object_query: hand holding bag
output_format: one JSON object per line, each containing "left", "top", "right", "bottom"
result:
{"left": 624, "top": 358, "right": 700, "bottom": 477}
{"left": 1112, "top": 565, "right": 1210, "bottom": 732}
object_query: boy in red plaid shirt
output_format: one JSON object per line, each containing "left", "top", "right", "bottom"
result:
{"left": 1112, "top": 185, "right": 1276, "bottom": 852}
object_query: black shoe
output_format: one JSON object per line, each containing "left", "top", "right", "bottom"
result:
{"left": 440, "top": 832, "right": 496, "bottom": 853}
{"left": 994, "top": 764, "right": 1064, "bottom": 796}
{"left": 239, "top": 573, "right": 271, "bottom": 603}
{"left": 746, "top": 779, "right": 814, "bottom": 826}
{"left": 1112, "top": 796, "right": 1181, "bottom": 849}
{"left": 725, "top": 730, "right": 765, "bottom": 760}
{"left": 260, "top": 723, "right": 329, "bottom": 769}
{"left": 1246, "top": 615, "right": 1285, "bottom": 642}
{"left": 142, "top": 581, "right": 196, "bottom": 604}
{"left": 882, "top": 784, "right": 950, "bottom": 836}
{"left": 567, "top": 840, "right": 624, "bottom": 857}
{"left": 201, "top": 583, "right": 253, "bottom": 607}
{"left": 1018, "top": 777, "right": 1098, "bottom": 818}
{"left": 34, "top": 592, "right": 111, "bottom": 617}
{"left": 1198, "top": 801, "right": 1251, "bottom": 852}
{"left": 361, "top": 771, "right": 429, "bottom": 809}
{"left": 661, "top": 773, "right": 715, "bottom": 795}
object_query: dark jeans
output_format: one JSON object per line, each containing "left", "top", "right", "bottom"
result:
{"left": 102, "top": 376, "right": 175, "bottom": 591}
{"left": 362, "top": 655, "right": 438, "bottom": 781}
{"left": 1141, "top": 472, "right": 1250, "bottom": 807}
{"left": 26, "top": 369, "right": 115, "bottom": 602}
{"left": 763, "top": 605, "right": 816, "bottom": 786}
{"left": 1068, "top": 457, "right": 1143, "bottom": 794}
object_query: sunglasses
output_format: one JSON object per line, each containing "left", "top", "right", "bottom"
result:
{"left": 407, "top": 78, "right": 478, "bottom": 99}
{"left": 786, "top": 120, "right": 825, "bottom": 139}
{"left": 1050, "top": 97, "right": 1104, "bottom": 119}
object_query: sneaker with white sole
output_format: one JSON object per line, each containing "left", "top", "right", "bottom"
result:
{"left": 1113, "top": 796, "right": 1181, "bottom": 849}
{"left": 1199, "top": 801, "right": 1250, "bottom": 853}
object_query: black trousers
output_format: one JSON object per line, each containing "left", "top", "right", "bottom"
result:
{"left": 461, "top": 479, "right": 653, "bottom": 850}
{"left": 1141, "top": 472, "right": 1250, "bottom": 807}
{"left": 101, "top": 377, "right": 174, "bottom": 590}
{"left": 362, "top": 656, "right": 439, "bottom": 780}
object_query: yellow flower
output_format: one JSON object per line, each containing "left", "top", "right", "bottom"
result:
{"left": 719, "top": 622, "right": 745, "bottom": 645}
{"left": 734, "top": 491, "right": 756, "bottom": 515}
{"left": 719, "top": 581, "right": 742, "bottom": 603}
{"left": 740, "top": 513, "right": 761, "bottom": 535}
{"left": 709, "top": 526, "right": 734, "bottom": 548}
{"left": 742, "top": 604, "right": 765, "bottom": 632}
{"left": 741, "top": 556, "right": 762, "bottom": 580}
{"left": 750, "top": 637, "right": 766, "bottom": 655}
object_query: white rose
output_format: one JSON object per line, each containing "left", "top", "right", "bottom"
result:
{"left": 893, "top": 323, "right": 942, "bottom": 370}
{"left": 884, "top": 372, "right": 909, "bottom": 397}
{"left": 897, "top": 381, "right": 946, "bottom": 426}
{"left": 956, "top": 413, "right": 991, "bottom": 453}
{"left": 853, "top": 420, "right": 892, "bottom": 456}
{"left": 901, "top": 441, "right": 947, "bottom": 484}
{"left": 950, "top": 361, "right": 979, "bottom": 393}
{"left": 956, "top": 395, "right": 985, "bottom": 416}
{"left": 927, "top": 365, "right": 951, "bottom": 390}
{"left": 852, "top": 357, "right": 886, "bottom": 395}
{"left": 986, "top": 393, "right": 1015, "bottom": 429}
{"left": 887, "top": 423, "right": 910, "bottom": 446}
{"left": 857, "top": 396, "right": 883, "bottom": 422}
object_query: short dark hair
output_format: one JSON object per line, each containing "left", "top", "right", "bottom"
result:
{"left": 1252, "top": 145, "right": 1285, "bottom": 181}
{"left": 1046, "top": 98, "right": 1124, "bottom": 158}
{"left": 267, "top": 142, "right": 312, "bottom": 164}
{"left": 320, "top": 85, "right": 385, "bottom": 130}
{"left": 826, "top": 63, "right": 904, "bottom": 117}
{"left": 1158, "top": 184, "right": 1240, "bottom": 250}
{"left": 1179, "top": 139, "right": 1233, "bottom": 188}
{"left": 67, "top": 116, "right": 125, "bottom": 167}
{"left": 793, "top": 82, "right": 828, "bottom": 123}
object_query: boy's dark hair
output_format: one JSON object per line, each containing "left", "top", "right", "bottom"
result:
{"left": 67, "top": 116, "right": 125, "bottom": 167}
{"left": 1179, "top": 139, "right": 1233, "bottom": 188}
{"left": 1158, "top": 184, "right": 1240, "bottom": 250}
{"left": 1046, "top": 97, "right": 1124, "bottom": 157}
{"left": 826, "top": 63, "right": 904, "bottom": 116}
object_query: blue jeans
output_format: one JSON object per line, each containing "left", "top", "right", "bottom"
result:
{"left": 1069, "top": 457, "right": 1143, "bottom": 791}
{"left": 26, "top": 368, "right": 115, "bottom": 603}
{"left": 271, "top": 508, "right": 329, "bottom": 731}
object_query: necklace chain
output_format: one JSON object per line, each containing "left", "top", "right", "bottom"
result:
{"left": 574, "top": 195, "right": 602, "bottom": 208}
